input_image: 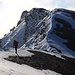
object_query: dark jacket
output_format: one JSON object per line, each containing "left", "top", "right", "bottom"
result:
{"left": 13, "top": 40, "right": 19, "bottom": 47}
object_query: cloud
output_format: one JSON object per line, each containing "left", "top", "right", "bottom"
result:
{"left": 65, "top": 0, "right": 75, "bottom": 3}
{"left": 0, "top": 0, "right": 75, "bottom": 38}
{"left": 0, "top": 1, "right": 3, "bottom": 8}
{"left": 64, "top": 0, "right": 75, "bottom": 11}
{"left": 51, "top": 0, "right": 75, "bottom": 11}
{"left": 0, "top": 0, "right": 39, "bottom": 10}
{"left": 36, "top": 0, "right": 59, "bottom": 10}
{"left": 0, "top": 0, "right": 41, "bottom": 38}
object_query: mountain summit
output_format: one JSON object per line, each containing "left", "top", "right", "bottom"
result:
{"left": 1, "top": 8, "right": 75, "bottom": 57}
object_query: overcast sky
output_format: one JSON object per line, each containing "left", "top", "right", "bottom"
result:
{"left": 0, "top": 0, "right": 75, "bottom": 38}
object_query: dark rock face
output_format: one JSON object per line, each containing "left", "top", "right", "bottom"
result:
{"left": 55, "top": 8, "right": 75, "bottom": 19}
{"left": 17, "top": 11, "right": 29, "bottom": 26}
{"left": 24, "top": 8, "right": 75, "bottom": 52}
{"left": 52, "top": 18, "right": 75, "bottom": 51}
{"left": 21, "top": 11, "right": 29, "bottom": 19}
{"left": 25, "top": 8, "right": 49, "bottom": 24}
{"left": 62, "top": 9, "right": 75, "bottom": 19}
{"left": 24, "top": 8, "right": 49, "bottom": 42}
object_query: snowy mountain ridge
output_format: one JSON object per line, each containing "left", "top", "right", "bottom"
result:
{"left": 0, "top": 8, "right": 75, "bottom": 57}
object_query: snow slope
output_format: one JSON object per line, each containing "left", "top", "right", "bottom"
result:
{"left": 0, "top": 48, "right": 61, "bottom": 75}
{"left": 0, "top": 8, "right": 75, "bottom": 58}
{"left": 1, "top": 18, "right": 25, "bottom": 48}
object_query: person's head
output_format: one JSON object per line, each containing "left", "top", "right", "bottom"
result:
{"left": 14, "top": 40, "right": 16, "bottom": 42}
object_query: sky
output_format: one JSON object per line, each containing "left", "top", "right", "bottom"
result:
{"left": 0, "top": 0, "right": 75, "bottom": 38}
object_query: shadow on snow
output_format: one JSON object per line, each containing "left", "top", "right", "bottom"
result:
{"left": 4, "top": 50, "right": 75, "bottom": 75}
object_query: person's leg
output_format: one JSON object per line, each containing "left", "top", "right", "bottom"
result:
{"left": 15, "top": 47, "right": 17, "bottom": 53}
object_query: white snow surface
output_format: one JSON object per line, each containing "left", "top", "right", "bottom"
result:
{"left": 0, "top": 48, "right": 61, "bottom": 75}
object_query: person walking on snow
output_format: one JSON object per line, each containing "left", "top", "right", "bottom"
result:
{"left": 13, "top": 40, "right": 19, "bottom": 53}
